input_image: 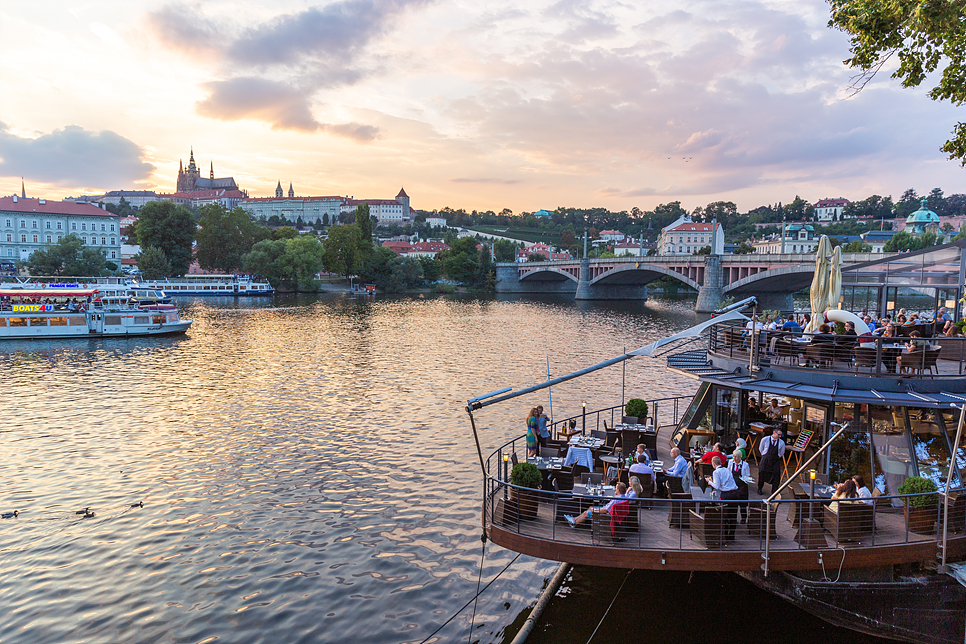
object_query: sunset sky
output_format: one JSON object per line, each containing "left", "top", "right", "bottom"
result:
{"left": 0, "top": 0, "right": 962, "bottom": 214}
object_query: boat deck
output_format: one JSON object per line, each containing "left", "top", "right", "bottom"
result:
{"left": 486, "top": 432, "right": 965, "bottom": 572}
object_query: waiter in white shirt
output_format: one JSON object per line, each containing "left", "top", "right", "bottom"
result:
{"left": 757, "top": 427, "right": 786, "bottom": 495}
{"left": 706, "top": 456, "right": 740, "bottom": 540}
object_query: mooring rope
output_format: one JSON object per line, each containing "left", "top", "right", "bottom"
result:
{"left": 585, "top": 568, "right": 633, "bottom": 644}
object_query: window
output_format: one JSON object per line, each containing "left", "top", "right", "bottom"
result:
{"left": 46, "top": 236, "right": 51, "bottom": 243}
{"left": 101, "top": 224, "right": 106, "bottom": 231}
{"left": 5, "top": 249, "right": 11, "bottom": 256}
{"left": 82, "top": 236, "right": 87, "bottom": 243}
{"left": 110, "top": 237, "right": 115, "bottom": 245}
{"left": 32, "top": 221, "right": 37, "bottom": 228}
{"left": 81, "top": 223, "right": 86, "bottom": 230}
{"left": 20, "top": 235, "right": 26, "bottom": 242}
{"left": 57, "top": 222, "right": 62, "bottom": 230}
{"left": 101, "top": 237, "right": 106, "bottom": 245}
{"left": 111, "top": 251, "right": 116, "bottom": 259}
{"left": 4, "top": 219, "right": 9, "bottom": 227}
{"left": 46, "top": 222, "right": 51, "bottom": 229}
{"left": 57, "top": 235, "right": 62, "bottom": 242}
{"left": 110, "top": 224, "right": 115, "bottom": 232}
{"left": 32, "top": 235, "right": 38, "bottom": 243}
{"left": 20, "top": 220, "right": 25, "bottom": 228}
{"left": 4, "top": 234, "right": 9, "bottom": 242}
{"left": 72, "top": 223, "right": 77, "bottom": 230}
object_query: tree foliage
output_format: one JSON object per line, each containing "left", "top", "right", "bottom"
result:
{"left": 828, "top": 0, "right": 966, "bottom": 164}
{"left": 357, "top": 247, "right": 424, "bottom": 293}
{"left": 322, "top": 224, "right": 364, "bottom": 277}
{"left": 493, "top": 238, "right": 519, "bottom": 263}
{"left": 136, "top": 246, "right": 171, "bottom": 280}
{"left": 242, "top": 236, "right": 324, "bottom": 291}
{"left": 883, "top": 230, "right": 941, "bottom": 252}
{"left": 135, "top": 201, "right": 195, "bottom": 276}
{"left": 26, "top": 234, "right": 110, "bottom": 277}
{"left": 195, "top": 204, "right": 268, "bottom": 273}
{"left": 844, "top": 240, "right": 874, "bottom": 252}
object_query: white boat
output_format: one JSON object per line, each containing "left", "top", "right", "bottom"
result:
{"left": 0, "top": 285, "right": 192, "bottom": 339}
{"left": 136, "top": 275, "right": 274, "bottom": 295}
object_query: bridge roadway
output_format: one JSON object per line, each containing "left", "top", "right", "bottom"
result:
{"left": 495, "top": 253, "right": 887, "bottom": 312}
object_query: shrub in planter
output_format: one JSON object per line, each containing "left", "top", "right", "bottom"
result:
{"left": 898, "top": 476, "right": 939, "bottom": 534}
{"left": 897, "top": 476, "right": 939, "bottom": 508}
{"left": 625, "top": 399, "right": 649, "bottom": 422}
{"left": 510, "top": 462, "right": 542, "bottom": 520}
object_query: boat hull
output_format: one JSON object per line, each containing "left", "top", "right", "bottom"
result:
{"left": 0, "top": 320, "right": 192, "bottom": 340}
{"left": 737, "top": 569, "right": 966, "bottom": 644}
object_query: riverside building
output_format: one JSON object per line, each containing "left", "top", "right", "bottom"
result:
{"left": 0, "top": 196, "right": 121, "bottom": 262}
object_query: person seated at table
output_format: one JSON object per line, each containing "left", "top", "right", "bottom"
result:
{"left": 757, "top": 428, "right": 785, "bottom": 496}
{"left": 764, "top": 399, "right": 784, "bottom": 420}
{"left": 566, "top": 482, "right": 629, "bottom": 527}
{"left": 634, "top": 443, "right": 650, "bottom": 465}
{"left": 897, "top": 330, "right": 930, "bottom": 373}
{"left": 734, "top": 437, "right": 749, "bottom": 460}
{"left": 698, "top": 442, "right": 727, "bottom": 465}
{"left": 852, "top": 474, "right": 873, "bottom": 505}
{"left": 863, "top": 315, "right": 877, "bottom": 333}
{"left": 945, "top": 319, "right": 959, "bottom": 336}
{"left": 666, "top": 447, "right": 688, "bottom": 479}
{"left": 811, "top": 323, "right": 835, "bottom": 344}
{"left": 526, "top": 407, "right": 539, "bottom": 457}
{"left": 828, "top": 479, "right": 858, "bottom": 513}
{"left": 630, "top": 454, "right": 654, "bottom": 478}
{"left": 628, "top": 476, "right": 644, "bottom": 499}
{"left": 746, "top": 399, "right": 764, "bottom": 421}
{"left": 782, "top": 317, "right": 802, "bottom": 333}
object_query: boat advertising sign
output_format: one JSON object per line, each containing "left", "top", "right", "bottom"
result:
{"left": 12, "top": 304, "right": 53, "bottom": 312}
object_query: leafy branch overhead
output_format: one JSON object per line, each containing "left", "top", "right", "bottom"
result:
{"left": 828, "top": 0, "right": 966, "bottom": 163}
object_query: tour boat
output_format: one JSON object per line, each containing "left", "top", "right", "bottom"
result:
{"left": 0, "top": 285, "right": 192, "bottom": 339}
{"left": 467, "top": 288, "right": 966, "bottom": 641}
{"left": 135, "top": 275, "right": 274, "bottom": 295}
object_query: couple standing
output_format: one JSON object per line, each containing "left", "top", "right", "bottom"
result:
{"left": 526, "top": 406, "right": 551, "bottom": 456}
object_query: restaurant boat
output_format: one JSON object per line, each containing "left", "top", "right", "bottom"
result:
{"left": 135, "top": 275, "right": 274, "bottom": 295}
{"left": 0, "top": 285, "right": 192, "bottom": 338}
{"left": 466, "top": 244, "right": 966, "bottom": 644}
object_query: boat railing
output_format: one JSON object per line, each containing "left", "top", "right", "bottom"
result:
{"left": 547, "top": 395, "right": 693, "bottom": 437}
{"left": 706, "top": 323, "right": 966, "bottom": 377}
{"left": 484, "top": 435, "right": 951, "bottom": 557}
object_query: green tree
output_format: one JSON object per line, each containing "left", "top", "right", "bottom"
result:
{"left": 322, "top": 224, "right": 364, "bottom": 277}
{"left": 136, "top": 201, "right": 195, "bottom": 276}
{"left": 358, "top": 247, "right": 424, "bottom": 292}
{"left": 136, "top": 246, "right": 171, "bottom": 280}
{"left": 844, "top": 240, "right": 873, "bottom": 252}
{"left": 195, "top": 204, "right": 268, "bottom": 273}
{"left": 418, "top": 255, "right": 440, "bottom": 282}
{"left": 26, "top": 234, "right": 109, "bottom": 277}
{"left": 272, "top": 226, "right": 299, "bottom": 240}
{"left": 559, "top": 226, "right": 576, "bottom": 248}
{"left": 694, "top": 245, "right": 712, "bottom": 255}
{"left": 356, "top": 204, "right": 374, "bottom": 247}
{"left": 829, "top": 0, "right": 966, "bottom": 163}
{"left": 242, "top": 239, "right": 287, "bottom": 287}
{"left": 733, "top": 242, "right": 755, "bottom": 254}
{"left": 493, "top": 238, "right": 518, "bottom": 262}
{"left": 279, "top": 234, "right": 325, "bottom": 290}
{"left": 438, "top": 237, "right": 479, "bottom": 284}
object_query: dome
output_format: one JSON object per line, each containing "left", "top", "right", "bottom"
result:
{"left": 906, "top": 198, "right": 940, "bottom": 225}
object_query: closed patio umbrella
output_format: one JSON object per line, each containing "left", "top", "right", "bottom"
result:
{"left": 806, "top": 236, "right": 831, "bottom": 333}
{"left": 827, "top": 244, "right": 842, "bottom": 314}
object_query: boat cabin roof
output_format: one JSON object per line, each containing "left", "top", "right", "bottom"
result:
{"left": 0, "top": 288, "right": 99, "bottom": 298}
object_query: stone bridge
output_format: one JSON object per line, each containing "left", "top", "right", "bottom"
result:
{"left": 495, "top": 253, "right": 886, "bottom": 312}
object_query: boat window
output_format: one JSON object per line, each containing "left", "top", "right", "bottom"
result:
{"left": 152, "top": 315, "right": 164, "bottom": 324}
{"left": 870, "top": 405, "right": 914, "bottom": 505}
{"left": 8, "top": 318, "right": 26, "bottom": 327}
{"left": 28, "top": 318, "right": 47, "bottom": 327}
{"left": 166, "top": 313, "right": 179, "bottom": 323}
{"left": 827, "top": 403, "right": 872, "bottom": 487}
{"left": 0, "top": 319, "right": 7, "bottom": 327}
{"left": 135, "top": 316, "right": 149, "bottom": 324}
{"left": 909, "top": 407, "right": 958, "bottom": 491}
{"left": 68, "top": 317, "right": 86, "bottom": 326}
{"left": 940, "top": 408, "right": 966, "bottom": 489}
{"left": 105, "top": 316, "right": 121, "bottom": 325}
{"left": 714, "top": 387, "right": 738, "bottom": 443}
{"left": 48, "top": 317, "right": 68, "bottom": 326}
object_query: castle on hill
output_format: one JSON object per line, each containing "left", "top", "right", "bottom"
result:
{"left": 176, "top": 147, "right": 240, "bottom": 194}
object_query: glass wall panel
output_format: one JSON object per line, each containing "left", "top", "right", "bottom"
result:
{"left": 827, "top": 403, "right": 871, "bottom": 486}
{"left": 870, "top": 405, "right": 914, "bottom": 507}
{"left": 909, "top": 407, "right": 956, "bottom": 491}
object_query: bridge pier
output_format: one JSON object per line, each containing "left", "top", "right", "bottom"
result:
{"left": 695, "top": 255, "right": 723, "bottom": 313}
{"left": 754, "top": 292, "right": 794, "bottom": 313}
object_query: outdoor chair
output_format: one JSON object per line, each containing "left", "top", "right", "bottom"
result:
{"left": 852, "top": 345, "right": 879, "bottom": 373}
{"left": 747, "top": 503, "right": 779, "bottom": 540}
{"left": 823, "top": 501, "right": 875, "bottom": 544}
{"left": 806, "top": 344, "right": 833, "bottom": 368}
{"left": 580, "top": 472, "right": 603, "bottom": 486}
{"left": 689, "top": 504, "right": 725, "bottom": 549}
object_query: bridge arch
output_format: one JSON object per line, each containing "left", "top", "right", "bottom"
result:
{"left": 518, "top": 266, "right": 579, "bottom": 283}
{"left": 589, "top": 264, "right": 700, "bottom": 291}
{"left": 723, "top": 265, "right": 815, "bottom": 295}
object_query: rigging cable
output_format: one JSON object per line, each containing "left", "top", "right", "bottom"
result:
{"left": 585, "top": 568, "right": 633, "bottom": 644}
{"left": 467, "top": 534, "right": 486, "bottom": 644}
{"left": 416, "top": 551, "right": 522, "bottom": 644}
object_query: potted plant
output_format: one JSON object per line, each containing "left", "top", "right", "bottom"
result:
{"left": 897, "top": 476, "right": 939, "bottom": 534}
{"left": 625, "top": 399, "right": 649, "bottom": 424}
{"left": 510, "top": 462, "right": 542, "bottom": 520}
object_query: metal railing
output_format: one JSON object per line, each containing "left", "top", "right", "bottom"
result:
{"left": 707, "top": 324, "right": 966, "bottom": 377}
{"left": 547, "top": 396, "right": 693, "bottom": 438}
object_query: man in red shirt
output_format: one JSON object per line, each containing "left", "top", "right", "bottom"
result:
{"left": 698, "top": 442, "right": 728, "bottom": 465}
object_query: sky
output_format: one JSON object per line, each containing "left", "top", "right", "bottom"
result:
{"left": 0, "top": 0, "right": 962, "bottom": 214}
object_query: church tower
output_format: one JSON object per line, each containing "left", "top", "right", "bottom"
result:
{"left": 210, "top": 161, "right": 214, "bottom": 180}
{"left": 288, "top": 182, "right": 294, "bottom": 198}
{"left": 396, "top": 187, "right": 410, "bottom": 217}
{"left": 177, "top": 147, "right": 201, "bottom": 193}
{"left": 276, "top": 181, "right": 283, "bottom": 198}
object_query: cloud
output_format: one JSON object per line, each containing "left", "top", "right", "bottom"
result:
{"left": 451, "top": 177, "right": 522, "bottom": 184}
{"left": 150, "top": 0, "right": 431, "bottom": 132}
{"left": 0, "top": 123, "right": 154, "bottom": 188}
{"left": 321, "top": 122, "right": 381, "bottom": 142}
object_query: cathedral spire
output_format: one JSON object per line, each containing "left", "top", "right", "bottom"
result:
{"left": 21, "top": 178, "right": 26, "bottom": 199}
{"left": 187, "top": 146, "right": 197, "bottom": 173}
{"left": 276, "top": 181, "right": 283, "bottom": 198}
{"left": 210, "top": 161, "right": 214, "bottom": 180}
{"left": 179, "top": 159, "right": 183, "bottom": 173}
{"left": 288, "top": 182, "right": 294, "bottom": 198}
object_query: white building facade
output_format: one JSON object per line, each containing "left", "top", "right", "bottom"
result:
{"left": 241, "top": 196, "right": 344, "bottom": 225}
{"left": 658, "top": 217, "right": 724, "bottom": 255}
{"left": 752, "top": 223, "right": 818, "bottom": 254}
{"left": 813, "top": 198, "right": 851, "bottom": 222}
{"left": 0, "top": 196, "right": 122, "bottom": 262}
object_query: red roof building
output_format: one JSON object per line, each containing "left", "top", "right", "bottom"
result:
{"left": 0, "top": 196, "right": 122, "bottom": 262}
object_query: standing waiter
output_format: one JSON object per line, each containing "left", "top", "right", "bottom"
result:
{"left": 757, "top": 427, "right": 786, "bottom": 496}
{"left": 707, "top": 456, "right": 740, "bottom": 540}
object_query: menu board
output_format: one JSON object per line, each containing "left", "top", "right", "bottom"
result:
{"left": 792, "top": 428, "right": 814, "bottom": 451}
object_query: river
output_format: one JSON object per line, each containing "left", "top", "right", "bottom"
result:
{"left": 0, "top": 293, "right": 889, "bottom": 643}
